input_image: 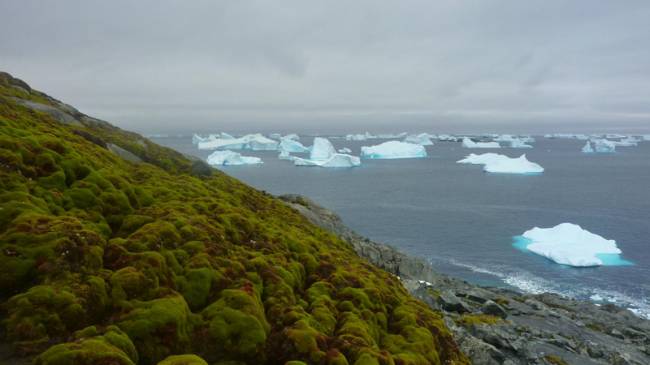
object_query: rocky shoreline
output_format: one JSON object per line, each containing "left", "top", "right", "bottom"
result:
{"left": 280, "top": 194, "right": 650, "bottom": 365}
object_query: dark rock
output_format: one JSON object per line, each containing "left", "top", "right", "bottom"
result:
{"left": 438, "top": 291, "right": 471, "bottom": 313}
{"left": 481, "top": 300, "right": 508, "bottom": 319}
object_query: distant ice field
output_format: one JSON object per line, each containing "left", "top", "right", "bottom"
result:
{"left": 152, "top": 135, "right": 650, "bottom": 318}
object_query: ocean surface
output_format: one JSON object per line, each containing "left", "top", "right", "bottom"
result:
{"left": 151, "top": 135, "right": 650, "bottom": 318}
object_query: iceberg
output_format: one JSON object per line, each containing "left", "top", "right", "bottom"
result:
{"left": 293, "top": 137, "right": 360, "bottom": 167}
{"left": 457, "top": 153, "right": 543, "bottom": 174}
{"left": 345, "top": 132, "right": 376, "bottom": 141}
{"left": 376, "top": 132, "right": 407, "bottom": 139}
{"left": 206, "top": 150, "right": 262, "bottom": 166}
{"left": 508, "top": 139, "right": 533, "bottom": 149}
{"left": 283, "top": 133, "right": 300, "bottom": 141}
{"left": 309, "top": 137, "right": 337, "bottom": 160}
{"left": 494, "top": 134, "right": 536, "bottom": 143}
{"left": 192, "top": 134, "right": 208, "bottom": 145}
{"left": 517, "top": 223, "right": 629, "bottom": 267}
{"left": 278, "top": 150, "right": 296, "bottom": 161}
{"left": 360, "top": 141, "right": 427, "bottom": 159}
{"left": 611, "top": 137, "right": 638, "bottom": 147}
{"left": 461, "top": 137, "right": 501, "bottom": 149}
{"left": 583, "top": 139, "right": 616, "bottom": 153}
{"left": 293, "top": 154, "right": 360, "bottom": 167}
{"left": 403, "top": 133, "right": 434, "bottom": 146}
{"left": 279, "top": 138, "right": 310, "bottom": 153}
{"left": 198, "top": 133, "right": 279, "bottom": 151}
{"left": 544, "top": 133, "right": 589, "bottom": 140}
{"left": 436, "top": 134, "right": 460, "bottom": 142}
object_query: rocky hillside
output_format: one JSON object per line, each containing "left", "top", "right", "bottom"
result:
{"left": 0, "top": 72, "right": 468, "bottom": 365}
{"left": 280, "top": 195, "right": 650, "bottom": 365}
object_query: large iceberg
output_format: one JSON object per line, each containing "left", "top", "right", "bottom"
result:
{"left": 403, "top": 133, "right": 434, "bottom": 146}
{"left": 293, "top": 137, "right": 360, "bottom": 167}
{"left": 198, "top": 133, "right": 279, "bottom": 151}
{"left": 360, "top": 141, "right": 427, "bottom": 159}
{"left": 516, "top": 223, "right": 629, "bottom": 267}
{"left": 457, "top": 153, "right": 544, "bottom": 174}
{"left": 461, "top": 137, "right": 501, "bottom": 149}
{"left": 206, "top": 150, "right": 262, "bottom": 166}
{"left": 309, "top": 137, "right": 337, "bottom": 160}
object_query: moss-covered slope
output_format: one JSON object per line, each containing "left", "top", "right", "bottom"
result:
{"left": 0, "top": 72, "right": 468, "bottom": 365}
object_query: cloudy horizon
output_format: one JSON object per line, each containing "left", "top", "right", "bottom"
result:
{"left": 1, "top": 1, "right": 650, "bottom": 134}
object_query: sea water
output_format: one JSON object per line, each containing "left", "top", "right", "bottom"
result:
{"left": 152, "top": 136, "right": 650, "bottom": 318}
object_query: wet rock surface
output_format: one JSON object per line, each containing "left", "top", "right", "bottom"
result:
{"left": 281, "top": 194, "right": 650, "bottom": 365}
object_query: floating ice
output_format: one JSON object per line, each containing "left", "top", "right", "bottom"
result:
{"left": 192, "top": 134, "right": 207, "bottom": 145}
{"left": 206, "top": 150, "right": 262, "bottom": 166}
{"left": 283, "top": 133, "right": 300, "bottom": 141}
{"left": 437, "top": 134, "right": 460, "bottom": 142}
{"left": 293, "top": 154, "right": 361, "bottom": 167}
{"left": 376, "top": 132, "right": 407, "bottom": 139}
{"left": 279, "top": 138, "right": 310, "bottom": 153}
{"left": 360, "top": 141, "right": 427, "bottom": 159}
{"left": 293, "top": 137, "right": 360, "bottom": 167}
{"left": 278, "top": 150, "right": 296, "bottom": 161}
{"left": 309, "top": 137, "right": 337, "bottom": 160}
{"left": 583, "top": 139, "right": 616, "bottom": 153}
{"left": 544, "top": 133, "right": 589, "bottom": 140}
{"left": 611, "top": 137, "right": 638, "bottom": 147}
{"left": 508, "top": 139, "right": 534, "bottom": 149}
{"left": 338, "top": 147, "right": 352, "bottom": 153}
{"left": 457, "top": 153, "right": 544, "bottom": 174}
{"left": 198, "top": 133, "right": 279, "bottom": 151}
{"left": 461, "top": 137, "right": 501, "bottom": 149}
{"left": 345, "top": 132, "right": 376, "bottom": 141}
{"left": 516, "top": 223, "right": 630, "bottom": 267}
{"left": 403, "top": 133, "right": 434, "bottom": 146}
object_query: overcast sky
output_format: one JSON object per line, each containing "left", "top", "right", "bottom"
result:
{"left": 1, "top": 1, "right": 650, "bottom": 134}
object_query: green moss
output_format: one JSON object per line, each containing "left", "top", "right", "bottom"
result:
{"left": 157, "top": 354, "right": 208, "bottom": 365}
{"left": 178, "top": 267, "right": 217, "bottom": 310}
{"left": 117, "top": 294, "right": 195, "bottom": 364}
{"left": 455, "top": 314, "right": 502, "bottom": 327}
{"left": 200, "top": 289, "right": 269, "bottom": 362}
{"left": 6, "top": 285, "right": 86, "bottom": 347}
{"left": 34, "top": 326, "right": 137, "bottom": 365}
{"left": 110, "top": 266, "right": 152, "bottom": 302}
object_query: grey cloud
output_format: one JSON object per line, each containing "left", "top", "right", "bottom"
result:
{"left": 1, "top": 0, "right": 649, "bottom": 134}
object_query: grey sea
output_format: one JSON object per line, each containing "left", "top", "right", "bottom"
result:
{"left": 151, "top": 135, "right": 650, "bottom": 318}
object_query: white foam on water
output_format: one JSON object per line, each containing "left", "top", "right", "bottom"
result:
{"left": 444, "top": 258, "right": 650, "bottom": 319}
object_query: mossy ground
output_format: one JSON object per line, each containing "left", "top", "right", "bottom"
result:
{"left": 0, "top": 73, "right": 468, "bottom": 365}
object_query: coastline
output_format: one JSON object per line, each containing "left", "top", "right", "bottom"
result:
{"left": 280, "top": 194, "right": 650, "bottom": 364}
